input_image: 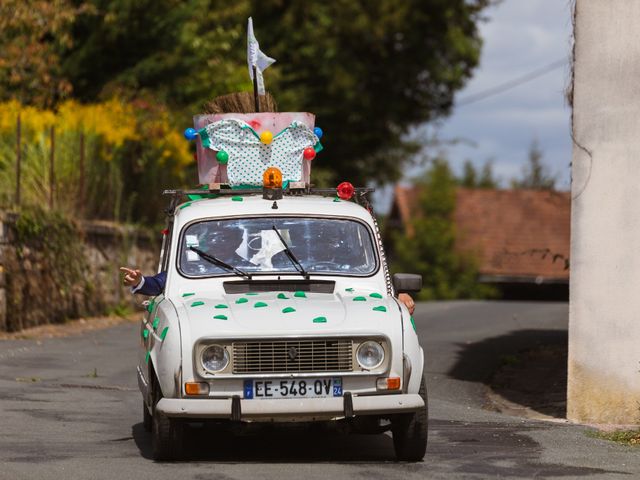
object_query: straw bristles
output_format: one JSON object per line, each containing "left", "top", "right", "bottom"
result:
{"left": 203, "top": 91, "right": 278, "bottom": 114}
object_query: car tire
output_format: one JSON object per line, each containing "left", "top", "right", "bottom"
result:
{"left": 392, "top": 376, "right": 428, "bottom": 461}
{"left": 143, "top": 400, "right": 152, "bottom": 432}
{"left": 152, "top": 410, "right": 184, "bottom": 461}
{"left": 150, "top": 375, "right": 184, "bottom": 461}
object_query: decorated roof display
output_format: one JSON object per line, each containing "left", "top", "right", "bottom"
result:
{"left": 190, "top": 112, "right": 322, "bottom": 187}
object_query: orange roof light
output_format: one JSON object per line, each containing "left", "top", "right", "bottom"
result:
{"left": 263, "top": 167, "right": 283, "bottom": 189}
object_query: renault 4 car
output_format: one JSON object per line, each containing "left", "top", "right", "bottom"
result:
{"left": 137, "top": 186, "right": 426, "bottom": 461}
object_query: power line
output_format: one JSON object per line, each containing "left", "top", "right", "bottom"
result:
{"left": 456, "top": 58, "right": 567, "bottom": 107}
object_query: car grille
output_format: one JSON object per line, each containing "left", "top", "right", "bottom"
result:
{"left": 232, "top": 339, "right": 353, "bottom": 374}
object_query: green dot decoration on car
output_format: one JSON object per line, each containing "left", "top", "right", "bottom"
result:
{"left": 345, "top": 288, "right": 354, "bottom": 292}
{"left": 198, "top": 119, "right": 320, "bottom": 186}
{"left": 294, "top": 291, "right": 306, "bottom": 298}
{"left": 369, "top": 293, "right": 383, "bottom": 299}
{"left": 236, "top": 297, "right": 248, "bottom": 304}
{"left": 313, "top": 316, "right": 327, "bottom": 323}
{"left": 353, "top": 296, "right": 367, "bottom": 302}
{"left": 152, "top": 317, "right": 159, "bottom": 330}
{"left": 372, "top": 306, "right": 387, "bottom": 312}
{"left": 160, "top": 327, "right": 169, "bottom": 341}
{"left": 410, "top": 316, "right": 417, "bottom": 332}
{"left": 277, "top": 293, "right": 288, "bottom": 299}
{"left": 214, "top": 304, "right": 228, "bottom": 309}
{"left": 142, "top": 329, "right": 149, "bottom": 339}
{"left": 213, "top": 315, "right": 228, "bottom": 320}
{"left": 254, "top": 302, "right": 268, "bottom": 308}
{"left": 282, "top": 307, "right": 296, "bottom": 314}
{"left": 190, "top": 301, "right": 205, "bottom": 307}
{"left": 182, "top": 292, "right": 195, "bottom": 298}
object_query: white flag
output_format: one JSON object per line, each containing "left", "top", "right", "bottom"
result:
{"left": 247, "top": 17, "right": 275, "bottom": 96}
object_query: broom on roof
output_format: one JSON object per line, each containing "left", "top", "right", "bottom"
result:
{"left": 203, "top": 18, "right": 276, "bottom": 115}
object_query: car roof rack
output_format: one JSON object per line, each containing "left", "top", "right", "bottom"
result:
{"left": 162, "top": 183, "right": 375, "bottom": 216}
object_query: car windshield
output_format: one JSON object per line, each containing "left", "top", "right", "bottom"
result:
{"left": 179, "top": 217, "right": 377, "bottom": 277}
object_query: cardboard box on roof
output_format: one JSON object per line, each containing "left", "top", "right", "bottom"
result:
{"left": 193, "top": 112, "right": 316, "bottom": 186}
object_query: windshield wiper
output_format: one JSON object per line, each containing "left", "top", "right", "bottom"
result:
{"left": 189, "top": 246, "right": 252, "bottom": 280}
{"left": 271, "top": 226, "right": 309, "bottom": 279}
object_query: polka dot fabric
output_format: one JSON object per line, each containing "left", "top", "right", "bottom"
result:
{"left": 201, "top": 119, "right": 319, "bottom": 186}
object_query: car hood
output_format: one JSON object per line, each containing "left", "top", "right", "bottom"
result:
{"left": 174, "top": 289, "right": 400, "bottom": 341}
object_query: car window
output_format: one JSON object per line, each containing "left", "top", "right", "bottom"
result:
{"left": 178, "top": 217, "right": 377, "bottom": 277}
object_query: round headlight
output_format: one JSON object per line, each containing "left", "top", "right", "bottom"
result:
{"left": 201, "top": 345, "right": 229, "bottom": 372}
{"left": 356, "top": 341, "right": 384, "bottom": 370}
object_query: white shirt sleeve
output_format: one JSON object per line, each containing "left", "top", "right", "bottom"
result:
{"left": 131, "top": 276, "right": 146, "bottom": 294}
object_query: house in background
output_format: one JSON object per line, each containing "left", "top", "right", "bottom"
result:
{"left": 386, "top": 187, "right": 571, "bottom": 300}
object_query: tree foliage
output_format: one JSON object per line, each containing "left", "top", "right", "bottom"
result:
{"left": 459, "top": 159, "right": 498, "bottom": 188}
{"left": 60, "top": 0, "right": 489, "bottom": 183}
{"left": 392, "top": 159, "right": 495, "bottom": 300}
{"left": 0, "top": 0, "right": 91, "bottom": 107}
{"left": 252, "top": 0, "right": 490, "bottom": 184}
{"left": 61, "top": 0, "right": 250, "bottom": 113}
{"left": 0, "top": 0, "right": 492, "bottom": 223}
{"left": 511, "top": 139, "right": 557, "bottom": 190}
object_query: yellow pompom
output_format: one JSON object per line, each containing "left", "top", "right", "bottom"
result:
{"left": 260, "top": 130, "right": 273, "bottom": 145}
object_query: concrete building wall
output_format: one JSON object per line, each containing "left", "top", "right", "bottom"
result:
{"left": 569, "top": 0, "right": 640, "bottom": 424}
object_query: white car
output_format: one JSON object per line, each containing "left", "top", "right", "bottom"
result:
{"left": 137, "top": 188, "right": 426, "bottom": 461}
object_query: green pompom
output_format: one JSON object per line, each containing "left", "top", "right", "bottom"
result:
{"left": 216, "top": 150, "right": 229, "bottom": 164}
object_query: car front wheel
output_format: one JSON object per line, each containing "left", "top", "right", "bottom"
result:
{"left": 143, "top": 400, "right": 152, "bottom": 432}
{"left": 151, "top": 375, "right": 184, "bottom": 461}
{"left": 392, "top": 376, "right": 428, "bottom": 461}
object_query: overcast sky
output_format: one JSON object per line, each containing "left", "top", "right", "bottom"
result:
{"left": 375, "top": 0, "right": 574, "bottom": 211}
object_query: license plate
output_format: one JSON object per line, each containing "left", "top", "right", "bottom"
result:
{"left": 243, "top": 377, "right": 342, "bottom": 399}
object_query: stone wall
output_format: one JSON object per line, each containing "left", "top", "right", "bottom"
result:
{"left": 0, "top": 211, "right": 160, "bottom": 332}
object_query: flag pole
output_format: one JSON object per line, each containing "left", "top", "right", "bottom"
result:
{"left": 252, "top": 65, "right": 260, "bottom": 112}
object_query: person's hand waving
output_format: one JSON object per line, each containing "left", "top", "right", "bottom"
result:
{"left": 120, "top": 267, "right": 142, "bottom": 287}
{"left": 398, "top": 293, "right": 415, "bottom": 315}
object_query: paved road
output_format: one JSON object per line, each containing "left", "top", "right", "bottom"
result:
{"left": 1, "top": 301, "right": 639, "bottom": 479}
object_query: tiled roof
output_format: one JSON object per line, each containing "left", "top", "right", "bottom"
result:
{"left": 391, "top": 186, "right": 571, "bottom": 282}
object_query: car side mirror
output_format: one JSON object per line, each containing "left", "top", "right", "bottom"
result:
{"left": 392, "top": 273, "right": 422, "bottom": 294}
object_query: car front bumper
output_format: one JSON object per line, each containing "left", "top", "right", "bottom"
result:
{"left": 156, "top": 393, "right": 424, "bottom": 421}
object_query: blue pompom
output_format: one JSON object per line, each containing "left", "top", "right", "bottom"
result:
{"left": 314, "top": 127, "right": 323, "bottom": 139}
{"left": 184, "top": 128, "right": 198, "bottom": 140}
